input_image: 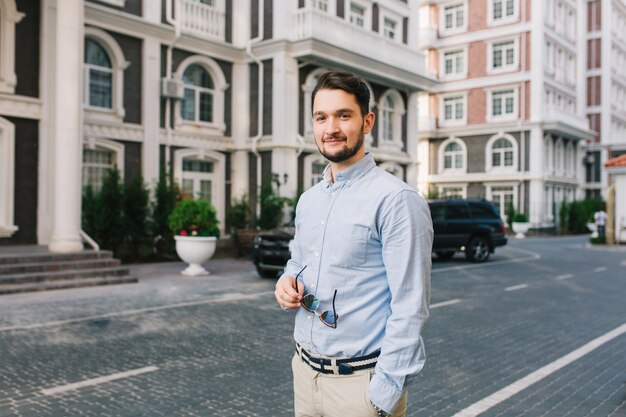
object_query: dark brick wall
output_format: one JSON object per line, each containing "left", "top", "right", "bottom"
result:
{"left": 15, "top": 0, "right": 40, "bottom": 98}
{"left": 372, "top": 4, "right": 379, "bottom": 32}
{"left": 87, "top": 0, "right": 142, "bottom": 16}
{"left": 251, "top": 0, "right": 259, "bottom": 38}
{"left": 250, "top": 63, "right": 260, "bottom": 136}
{"left": 264, "top": 0, "right": 273, "bottom": 39}
{"left": 0, "top": 118, "right": 39, "bottom": 245}
{"left": 122, "top": 140, "right": 142, "bottom": 183}
{"left": 225, "top": 0, "right": 233, "bottom": 43}
{"left": 337, "top": 0, "right": 345, "bottom": 18}
{"left": 107, "top": 31, "right": 143, "bottom": 124}
{"left": 250, "top": 59, "right": 273, "bottom": 136}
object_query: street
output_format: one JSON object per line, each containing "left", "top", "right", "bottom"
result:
{"left": 1, "top": 236, "right": 625, "bottom": 417}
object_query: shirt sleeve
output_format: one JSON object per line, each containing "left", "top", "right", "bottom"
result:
{"left": 368, "top": 190, "right": 433, "bottom": 414}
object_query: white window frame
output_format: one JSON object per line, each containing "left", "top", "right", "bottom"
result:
{"left": 378, "top": 89, "right": 405, "bottom": 149}
{"left": 437, "top": 183, "right": 468, "bottom": 199}
{"left": 348, "top": 1, "right": 369, "bottom": 28}
{"left": 83, "top": 27, "right": 129, "bottom": 123}
{"left": 440, "top": 93, "right": 467, "bottom": 127}
{"left": 174, "top": 55, "right": 228, "bottom": 136}
{"left": 82, "top": 137, "right": 125, "bottom": 191}
{"left": 438, "top": 137, "right": 467, "bottom": 174}
{"left": 0, "top": 116, "right": 17, "bottom": 237}
{"left": 485, "top": 182, "right": 519, "bottom": 221}
{"left": 488, "top": 0, "right": 518, "bottom": 26}
{"left": 310, "top": 0, "right": 336, "bottom": 13}
{"left": 440, "top": 47, "right": 468, "bottom": 80}
{"left": 487, "top": 87, "right": 518, "bottom": 121}
{"left": 440, "top": 1, "right": 467, "bottom": 35}
{"left": 488, "top": 38, "right": 519, "bottom": 74}
{"left": 379, "top": 7, "right": 403, "bottom": 43}
{"left": 485, "top": 132, "right": 518, "bottom": 172}
{"left": 0, "top": 0, "right": 24, "bottom": 94}
{"left": 544, "top": 134, "right": 554, "bottom": 174}
{"left": 97, "top": 0, "right": 125, "bottom": 6}
{"left": 174, "top": 148, "right": 226, "bottom": 235}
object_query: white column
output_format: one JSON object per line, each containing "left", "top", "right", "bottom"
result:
{"left": 405, "top": 91, "right": 419, "bottom": 190}
{"left": 271, "top": 53, "right": 299, "bottom": 199}
{"left": 142, "top": 37, "right": 161, "bottom": 188}
{"left": 230, "top": 61, "right": 251, "bottom": 199}
{"left": 528, "top": 126, "right": 545, "bottom": 226}
{"left": 48, "top": 0, "right": 84, "bottom": 253}
{"left": 416, "top": 92, "right": 431, "bottom": 196}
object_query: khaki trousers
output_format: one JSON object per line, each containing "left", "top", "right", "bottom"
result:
{"left": 292, "top": 354, "right": 407, "bottom": 417}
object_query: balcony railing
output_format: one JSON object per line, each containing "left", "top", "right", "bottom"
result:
{"left": 179, "top": 0, "right": 225, "bottom": 40}
{"left": 292, "top": 8, "right": 425, "bottom": 75}
{"left": 543, "top": 106, "right": 589, "bottom": 133}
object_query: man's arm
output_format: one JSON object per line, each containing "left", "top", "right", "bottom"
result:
{"left": 368, "top": 191, "right": 433, "bottom": 414}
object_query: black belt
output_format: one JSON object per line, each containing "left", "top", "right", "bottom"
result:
{"left": 296, "top": 343, "right": 380, "bottom": 375}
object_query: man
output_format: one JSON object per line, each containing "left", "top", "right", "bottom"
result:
{"left": 274, "top": 71, "right": 433, "bottom": 417}
{"left": 594, "top": 205, "right": 607, "bottom": 240}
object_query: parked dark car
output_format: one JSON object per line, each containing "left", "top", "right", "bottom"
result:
{"left": 429, "top": 198, "right": 507, "bottom": 262}
{"left": 251, "top": 226, "right": 294, "bottom": 278}
{"left": 251, "top": 198, "right": 507, "bottom": 277}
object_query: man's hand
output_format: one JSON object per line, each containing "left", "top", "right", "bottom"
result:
{"left": 275, "top": 275, "right": 304, "bottom": 310}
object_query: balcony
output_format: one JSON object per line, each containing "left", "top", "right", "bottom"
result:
{"left": 543, "top": 106, "right": 591, "bottom": 138}
{"left": 178, "top": 0, "right": 225, "bottom": 41}
{"left": 292, "top": 8, "right": 426, "bottom": 76}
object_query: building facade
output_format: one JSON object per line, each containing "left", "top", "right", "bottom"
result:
{"left": 583, "top": 0, "right": 626, "bottom": 199}
{"left": 417, "top": 0, "right": 596, "bottom": 228}
{"left": 0, "top": 0, "right": 435, "bottom": 249}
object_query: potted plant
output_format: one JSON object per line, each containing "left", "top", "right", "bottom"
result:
{"left": 511, "top": 212, "right": 530, "bottom": 239}
{"left": 168, "top": 199, "right": 220, "bottom": 276}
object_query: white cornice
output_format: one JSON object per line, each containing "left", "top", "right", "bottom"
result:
{"left": 161, "top": 130, "right": 233, "bottom": 150}
{"left": 84, "top": 121, "right": 144, "bottom": 142}
{"left": 432, "top": 71, "right": 530, "bottom": 93}
{"left": 0, "top": 94, "right": 42, "bottom": 119}
{"left": 430, "top": 22, "right": 531, "bottom": 49}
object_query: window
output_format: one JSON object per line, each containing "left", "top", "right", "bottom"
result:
{"left": 315, "top": 0, "right": 329, "bottom": 12}
{"left": 84, "top": 39, "right": 113, "bottom": 109}
{"left": 383, "top": 17, "right": 397, "bottom": 40}
{"left": 378, "top": 90, "right": 405, "bottom": 148}
{"left": 175, "top": 56, "right": 228, "bottom": 134}
{"left": 439, "top": 138, "right": 467, "bottom": 173}
{"left": 82, "top": 139, "right": 124, "bottom": 192}
{"left": 491, "top": 138, "right": 514, "bottom": 167}
{"left": 0, "top": 0, "right": 24, "bottom": 94}
{"left": 446, "top": 203, "right": 470, "bottom": 218}
{"left": 442, "top": 188, "right": 464, "bottom": 199}
{"left": 83, "top": 28, "right": 129, "bottom": 122}
{"left": 489, "top": 186, "right": 515, "bottom": 220}
{"left": 381, "top": 95, "right": 395, "bottom": 142}
{"left": 443, "top": 96, "right": 464, "bottom": 122}
{"left": 491, "top": 89, "right": 516, "bottom": 118}
{"left": 442, "top": 2, "right": 465, "bottom": 32}
{"left": 492, "top": 0, "right": 516, "bottom": 22}
{"left": 491, "top": 40, "right": 517, "bottom": 71}
{"left": 350, "top": 3, "right": 365, "bottom": 27}
{"left": 0, "top": 116, "right": 17, "bottom": 237}
{"left": 311, "top": 160, "right": 327, "bottom": 187}
{"left": 443, "top": 49, "right": 465, "bottom": 77}
{"left": 182, "top": 159, "right": 214, "bottom": 202}
{"left": 182, "top": 64, "right": 214, "bottom": 123}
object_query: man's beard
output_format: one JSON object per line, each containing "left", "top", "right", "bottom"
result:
{"left": 318, "top": 130, "right": 365, "bottom": 163}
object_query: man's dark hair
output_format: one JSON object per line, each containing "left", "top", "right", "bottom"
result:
{"left": 311, "top": 71, "right": 370, "bottom": 117}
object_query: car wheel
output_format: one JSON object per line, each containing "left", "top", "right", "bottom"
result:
{"left": 465, "top": 237, "right": 490, "bottom": 262}
{"left": 435, "top": 251, "right": 455, "bottom": 260}
{"left": 256, "top": 266, "right": 278, "bottom": 279}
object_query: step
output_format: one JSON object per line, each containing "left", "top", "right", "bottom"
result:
{"left": 0, "top": 250, "right": 113, "bottom": 265}
{"left": 0, "top": 267, "right": 130, "bottom": 285}
{"left": 0, "top": 276, "right": 139, "bottom": 295}
{"left": 0, "top": 258, "right": 121, "bottom": 275}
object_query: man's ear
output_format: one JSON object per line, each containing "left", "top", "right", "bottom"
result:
{"left": 363, "top": 112, "right": 375, "bottom": 134}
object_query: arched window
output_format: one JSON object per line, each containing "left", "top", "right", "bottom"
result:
{"left": 555, "top": 139, "right": 564, "bottom": 174}
{"left": 439, "top": 137, "right": 467, "bottom": 173}
{"left": 85, "top": 39, "right": 113, "bottom": 109}
{"left": 175, "top": 56, "right": 228, "bottom": 135}
{"left": 486, "top": 133, "right": 518, "bottom": 171}
{"left": 378, "top": 90, "right": 405, "bottom": 149}
{"left": 544, "top": 135, "right": 554, "bottom": 174}
{"left": 0, "top": 0, "right": 24, "bottom": 93}
{"left": 83, "top": 28, "right": 129, "bottom": 121}
{"left": 182, "top": 64, "right": 214, "bottom": 123}
{"left": 82, "top": 138, "right": 125, "bottom": 192}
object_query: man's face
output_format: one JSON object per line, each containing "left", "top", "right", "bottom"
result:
{"left": 312, "top": 89, "right": 374, "bottom": 166}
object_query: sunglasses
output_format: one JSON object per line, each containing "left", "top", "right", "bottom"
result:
{"left": 294, "top": 266, "right": 338, "bottom": 329}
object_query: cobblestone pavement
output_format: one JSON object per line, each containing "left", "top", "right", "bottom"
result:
{"left": 0, "top": 236, "right": 625, "bottom": 417}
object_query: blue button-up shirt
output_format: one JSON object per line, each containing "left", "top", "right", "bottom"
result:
{"left": 283, "top": 153, "right": 433, "bottom": 413}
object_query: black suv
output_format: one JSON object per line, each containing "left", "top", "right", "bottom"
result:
{"left": 429, "top": 198, "right": 507, "bottom": 262}
{"left": 251, "top": 226, "right": 294, "bottom": 278}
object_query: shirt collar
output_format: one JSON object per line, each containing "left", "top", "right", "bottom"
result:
{"left": 321, "top": 153, "right": 375, "bottom": 185}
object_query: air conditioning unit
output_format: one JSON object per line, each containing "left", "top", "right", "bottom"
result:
{"left": 160, "top": 78, "right": 184, "bottom": 99}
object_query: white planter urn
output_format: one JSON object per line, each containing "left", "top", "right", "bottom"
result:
{"left": 174, "top": 235, "right": 217, "bottom": 276}
{"left": 512, "top": 222, "right": 531, "bottom": 239}
{"left": 586, "top": 222, "right": 598, "bottom": 238}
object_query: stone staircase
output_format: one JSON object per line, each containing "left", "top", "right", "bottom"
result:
{"left": 0, "top": 247, "right": 138, "bottom": 295}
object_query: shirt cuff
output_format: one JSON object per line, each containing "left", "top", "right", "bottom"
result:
{"left": 368, "top": 373, "right": 404, "bottom": 415}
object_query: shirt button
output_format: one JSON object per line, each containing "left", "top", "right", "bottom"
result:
{"left": 321, "top": 220, "right": 325, "bottom": 224}
{"left": 331, "top": 192, "right": 336, "bottom": 196}
{"left": 307, "top": 316, "right": 311, "bottom": 320}
{"left": 315, "top": 252, "right": 319, "bottom": 257}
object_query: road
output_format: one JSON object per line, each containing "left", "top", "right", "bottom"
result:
{"left": 0, "top": 236, "right": 625, "bottom": 417}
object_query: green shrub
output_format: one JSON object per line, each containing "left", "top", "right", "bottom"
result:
{"left": 95, "top": 167, "right": 125, "bottom": 250}
{"left": 168, "top": 199, "right": 220, "bottom": 238}
{"left": 122, "top": 174, "right": 150, "bottom": 261}
{"left": 257, "top": 182, "right": 284, "bottom": 230}
{"left": 151, "top": 170, "right": 179, "bottom": 255}
{"left": 512, "top": 212, "right": 528, "bottom": 222}
{"left": 227, "top": 195, "right": 252, "bottom": 232}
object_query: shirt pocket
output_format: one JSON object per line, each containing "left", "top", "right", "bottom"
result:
{"left": 328, "top": 224, "right": 370, "bottom": 267}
